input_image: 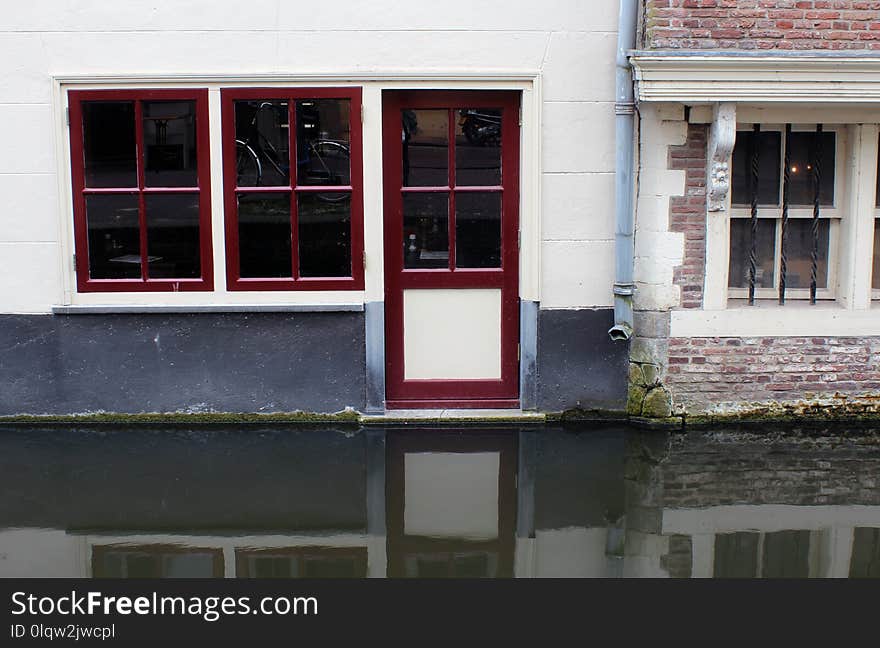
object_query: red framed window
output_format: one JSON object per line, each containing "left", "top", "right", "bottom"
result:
{"left": 68, "top": 89, "right": 213, "bottom": 292}
{"left": 221, "top": 87, "right": 364, "bottom": 291}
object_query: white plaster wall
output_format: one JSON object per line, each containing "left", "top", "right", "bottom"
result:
{"left": 633, "top": 104, "right": 688, "bottom": 312}
{"left": 0, "top": 1, "right": 619, "bottom": 313}
{"left": 534, "top": 527, "right": 612, "bottom": 577}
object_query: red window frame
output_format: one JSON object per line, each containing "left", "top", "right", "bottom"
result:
{"left": 221, "top": 87, "right": 365, "bottom": 291}
{"left": 68, "top": 89, "right": 213, "bottom": 292}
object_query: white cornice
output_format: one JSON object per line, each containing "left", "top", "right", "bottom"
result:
{"left": 630, "top": 52, "right": 880, "bottom": 103}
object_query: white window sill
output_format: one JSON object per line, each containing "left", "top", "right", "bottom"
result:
{"left": 52, "top": 304, "right": 364, "bottom": 315}
{"left": 670, "top": 303, "right": 880, "bottom": 337}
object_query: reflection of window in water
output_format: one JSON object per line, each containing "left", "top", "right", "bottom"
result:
{"left": 850, "top": 527, "right": 880, "bottom": 578}
{"left": 235, "top": 548, "right": 367, "bottom": 578}
{"left": 92, "top": 545, "right": 223, "bottom": 578}
{"left": 713, "top": 530, "right": 812, "bottom": 578}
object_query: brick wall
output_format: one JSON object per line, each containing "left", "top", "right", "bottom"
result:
{"left": 645, "top": 1, "right": 880, "bottom": 51}
{"left": 666, "top": 336, "right": 880, "bottom": 412}
{"left": 668, "top": 123, "right": 707, "bottom": 309}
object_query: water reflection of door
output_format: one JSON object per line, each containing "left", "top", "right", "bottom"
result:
{"left": 382, "top": 91, "right": 521, "bottom": 408}
{"left": 386, "top": 431, "right": 517, "bottom": 578}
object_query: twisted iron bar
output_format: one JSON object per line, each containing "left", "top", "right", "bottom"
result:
{"left": 779, "top": 124, "right": 792, "bottom": 305}
{"left": 810, "top": 124, "right": 823, "bottom": 305}
{"left": 748, "top": 124, "right": 760, "bottom": 305}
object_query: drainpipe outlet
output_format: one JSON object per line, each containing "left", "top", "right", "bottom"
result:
{"left": 608, "top": 322, "right": 633, "bottom": 342}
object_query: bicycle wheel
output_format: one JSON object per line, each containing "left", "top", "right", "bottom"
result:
{"left": 300, "top": 140, "right": 350, "bottom": 202}
{"left": 235, "top": 140, "right": 262, "bottom": 187}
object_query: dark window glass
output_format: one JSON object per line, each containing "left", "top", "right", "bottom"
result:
{"left": 234, "top": 100, "right": 290, "bottom": 187}
{"left": 403, "top": 192, "right": 449, "bottom": 269}
{"left": 93, "top": 550, "right": 216, "bottom": 578}
{"left": 788, "top": 131, "right": 835, "bottom": 206}
{"left": 849, "top": 527, "right": 880, "bottom": 578}
{"left": 455, "top": 192, "right": 501, "bottom": 268}
{"left": 452, "top": 552, "right": 492, "bottom": 578}
{"left": 302, "top": 557, "right": 361, "bottom": 578}
{"left": 143, "top": 101, "right": 198, "bottom": 188}
{"left": 731, "top": 130, "right": 781, "bottom": 206}
{"left": 762, "top": 530, "right": 811, "bottom": 578}
{"left": 403, "top": 109, "right": 448, "bottom": 187}
{"left": 713, "top": 532, "right": 759, "bottom": 578}
{"left": 82, "top": 102, "right": 137, "bottom": 188}
{"left": 455, "top": 108, "right": 501, "bottom": 186}
{"left": 250, "top": 556, "right": 295, "bottom": 578}
{"left": 298, "top": 193, "right": 351, "bottom": 277}
{"left": 145, "top": 194, "right": 201, "bottom": 279}
{"left": 784, "top": 219, "right": 830, "bottom": 289}
{"left": 296, "top": 99, "right": 351, "bottom": 186}
{"left": 86, "top": 194, "right": 141, "bottom": 279}
{"left": 237, "top": 193, "right": 291, "bottom": 278}
{"left": 728, "top": 219, "right": 775, "bottom": 289}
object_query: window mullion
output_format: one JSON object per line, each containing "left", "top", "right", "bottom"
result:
{"left": 289, "top": 100, "right": 300, "bottom": 281}
{"left": 135, "top": 99, "right": 148, "bottom": 281}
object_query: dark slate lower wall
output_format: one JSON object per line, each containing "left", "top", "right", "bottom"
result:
{"left": 536, "top": 308, "right": 629, "bottom": 412}
{"left": 0, "top": 313, "right": 366, "bottom": 415}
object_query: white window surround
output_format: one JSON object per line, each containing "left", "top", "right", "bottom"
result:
{"left": 51, "top": 73, "right": 541, "bottom": 311}
{"left": 629, "top": 52, "right": 880, "bottom": 337}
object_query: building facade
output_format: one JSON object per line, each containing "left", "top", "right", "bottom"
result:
{"left": 2, "top": 1, "right": 880, "bottom": 419}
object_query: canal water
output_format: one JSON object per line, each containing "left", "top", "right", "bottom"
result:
{"left": 0, "top": 424, "right": 878, "bottom": 578}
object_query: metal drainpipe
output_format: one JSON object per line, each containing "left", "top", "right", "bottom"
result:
{"left": 609, "top": 0, "right": 639, "bottom": 342}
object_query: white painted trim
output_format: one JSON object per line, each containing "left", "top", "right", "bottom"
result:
{"left": 51, "top": 74, "right": 539, "bottom": 309}
{"left": 632, "top": 55, "right": 880, "bottom": 103}
{"left": 663, "top": 504, "right": 880, "bottom": 535}
{"left": 671, "top": 304, "right": 880, "bottom": 337}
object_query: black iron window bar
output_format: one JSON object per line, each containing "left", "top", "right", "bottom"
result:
{"left": 745, "top": 123, "right": 823, "bottom": 306}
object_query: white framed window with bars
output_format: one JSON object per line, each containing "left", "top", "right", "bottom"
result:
{"left": 727, "top": 123, "right": 845, "bottom": 304}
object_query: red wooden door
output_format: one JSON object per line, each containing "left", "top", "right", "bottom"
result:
{"left": 382, "top": 90, "right": 520, "bottom": 409}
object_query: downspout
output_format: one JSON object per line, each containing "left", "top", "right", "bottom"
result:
{"left": 609, "top": 0, "right": 639, "bottom": 341}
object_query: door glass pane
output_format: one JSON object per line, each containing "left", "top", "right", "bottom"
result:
{"left": 728, "top": 219, "right": 775, "bottom": 289}
{"left": 145, "top": 194, "right": 201, "bottom": 279}
{"left": 784, "top": 219, "right": 830, "bottom": 289}
{"left": 298, "top": 192, "right": 351, "bottom": 277}
{"left": 402, "top": 109, "right": 448, "bottom": 187}
{"left": 82, "top": 101, "right": 137, "bottom": 188}
{"left": 403, "top": 192, "right": 448, "bottom": 269}
{"left": 237, "top": 193, "right": 291, "bottom": 278}
{"left": 234, "top": 100, "right": 290, "bottom": 187}
{"left": 788, "top": 131, "right": 835, "bottom": 206}
{"left": 455, "top": 108, "right": 501, "bottom": 186}
{"left": 86, "top": 194, "right": 141, "bottom": 279}
{"left": 296, "top": 99, "right": 351, "bottom": 186}
{"left": 143, "top": 101, "right": 198, "bottom": 188}
{"left": 731, "top": 130, "right": 781, "bottom": 206}
{"left": 456, "top": 192, "right": 501, "bottom": 268}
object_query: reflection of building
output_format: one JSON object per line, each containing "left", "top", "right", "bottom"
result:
{"left": 0, "top": 426, "right": 877, "bottom": 578}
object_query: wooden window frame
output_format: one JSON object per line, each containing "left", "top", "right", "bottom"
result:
{"left": 68, "top": 89, "right": 214, "bottom": 293}
{"left": 221, "top": 87, "right": 364, "bottom": 292}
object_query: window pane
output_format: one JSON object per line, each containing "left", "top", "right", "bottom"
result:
{"left": 784, "top": 219, "right": 830, "bottom": 289}
{"left": 455, "top": 192, "right": 501, "bottom": 268}
{"left": 143, "top": 101, "right": 198, "bottom": 188}
{"left": 298, "top": 192, "right": 351, "bottom": 277}
{"left": 296, "top": 99, "right": 351, "bottom": 186}
{"left": 788, "top": 131, "right": 835, "bottom": 206}
{"left": 145, "top": 194, "right": 201, "bottom": 279}
{"left": 762, "top": 530, "right": 811, "bottom": 578}
{"left": 455, "top": 108, "right": 501, "bottom": 186}
{"left": 849, "top": 527, "right": 880, "bottom": 578}
{"left": 728, "top": 219, "right": 775, "bottom": 289}
{"left": 731, "top": 130, "right": 780, "bottom": 206}
{"left": 237, "top": 193, "right": 291, "bottom": 278}
{"left": 403, "top": 192, "right": 448, "bottom": 269}
{"left": 234, "top": 100, "right": 290, "bottom": 187}
{"left": 874, "top": 219, "right": 880, "bottom": 291}
{"left": 713, "top": 532, "right": 759, "bottom": 578}
{"left": 302, "top": 557, "right": 360, "bottom": 578}
{"left": 86, "top": 194, "right": 141, "bottom": 279}
{"left": 82, "top": 102, "right": 137, "bottom": 188}
{"left": 403, "top": 109, "right": 448, "bottom": 187}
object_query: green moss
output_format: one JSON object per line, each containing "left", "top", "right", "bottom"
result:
{"left": 0, "top": 410, "right": 361, "bottom": 425}
{"left": 642, "top": 387, "right": 673, "bottom": 419}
